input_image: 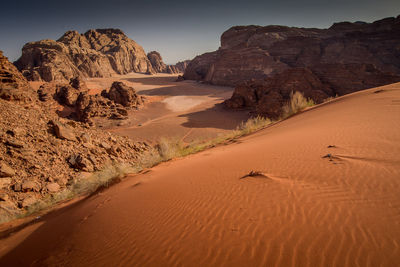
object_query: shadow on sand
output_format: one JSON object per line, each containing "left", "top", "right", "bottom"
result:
{"left": 178, "top": 104, "right": 250, "bottom": 130}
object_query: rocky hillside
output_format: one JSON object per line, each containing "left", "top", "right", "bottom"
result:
{"left": 14, "top": 29, "right": 154, "bottom": 82}
{"left": 183, "top": 15, "right": 400, "bottom": 117}
{"left": 0, "top": 50, "right": 148, "bottom": 222}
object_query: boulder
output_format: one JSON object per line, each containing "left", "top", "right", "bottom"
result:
{"left": 55, "top": 77, "right": 88, "bottom": 106}
{"left": 0, "top": 162, "right": 15, "bottom": 177}
{"left": 107, "top": 81, "right": 142, "bottom": 107}
{"left": 68, "top": 154, "right": 94, "bottom": 172}
{"left": 0, "top": 178, "right": 12, "bottom": 189}
{"left": 22, "top": 181, "right": 40, "bottom": 192}
{"left": 51, "top": 120, "right": 76, "bottom": 141}
{"left": 21, "top": 196, "right": 37, "bottom": 208}
{"left": 46, "top": 183, "right": 60, "bottom": 192}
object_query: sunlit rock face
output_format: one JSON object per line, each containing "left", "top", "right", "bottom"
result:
{"left": 15, "top": 29, "right": 154, "bottom": 82}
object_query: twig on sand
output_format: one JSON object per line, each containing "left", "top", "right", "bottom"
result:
{"left": 240, "top": 171, "right": 268, "bottom": 179}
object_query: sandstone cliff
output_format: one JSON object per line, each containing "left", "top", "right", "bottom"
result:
{"left": 147, "top": 51, "right": 188, "bottom": 74}
{"left": 15, "top": 29, "right": 154, "bottom": 82}
{"left": 183, "top": 16, "right": 400, "bottom": 116}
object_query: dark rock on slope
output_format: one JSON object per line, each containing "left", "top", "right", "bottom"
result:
{"left": 184, "top": 15, "right": 400, "bottom": 117}
{"left": 15, "top": 29, "right": 154, "bottom": 82}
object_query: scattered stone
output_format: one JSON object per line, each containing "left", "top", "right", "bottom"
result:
{"left": 21, "top": 196, "right": 37, "bottom": 208}
{"left": 22, "top": 181, "right": 40, "bottom": 192}
{"left": 51, "top": 120, "right": 76, "bottom": 141}
{"left": 0, "top": 178, "right": 12, "bottom": 189}
{"left": 4, "top": 139, "right": 24, "bottom": 148}
{"left": 0, "top": 162, "right": 15, "bottom": 177}
{"left": 68, "top": 154, "right": 94, "bottom": 172}
{"left": 46, "top": 183, "right": 60, "bottom": 192}
{"left": 0, "top": 192, "right": 9, "bottom": 201}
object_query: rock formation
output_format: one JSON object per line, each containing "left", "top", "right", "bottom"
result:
{"left": 184, "top": 16, "right": 400, "bottom": 116}
{"left": 174, "top": 60, "right": 191, "bottom": 73}
{"left": 147, "top": 51, "right": 184, "bottom": 74}
{"left": 0, "top": 51, "right": 33, "bottom": 101}
{"left": 15, "top": 29, "right": 154, "bottom": 82}
{"left": 0, "top": 51, "right": 148, "bottom": 221}
{"left": 224, "top": 67, "right": 400, "bottom": 118}
{"left": 147, "top": 51, "right": 167, "bottom": 73}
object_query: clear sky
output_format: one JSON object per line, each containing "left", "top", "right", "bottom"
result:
{"left": 1, "top": 0, "right": 399, "bottom": 64}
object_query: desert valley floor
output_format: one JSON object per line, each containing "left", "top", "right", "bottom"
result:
{"left": 85, "top": 73, "right": 250, "bottom": 143}
{"left": 0, "top": 75, "right": 399, "bottom": 266}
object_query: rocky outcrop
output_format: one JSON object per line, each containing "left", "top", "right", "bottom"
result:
{"left": 224, "top": 66, "right": 400, "bottom": 118}
{"left": 15, "top": 29, "right": 154, "bottom": 82}
{"left": 185, "top": 15, "right": 400, "bottom": 115}
{"left": 103, "top": 81, "right": 143, "bottom": 108}
{"left": 0, "top": 51, "right": 33, "bottom": 101}
{"left": 174, "top": 60, "right": 191, "bottom": 73}
{"left": 0, "top": 55, "right": 149, "bottom": 222}
{"left": 147, "top": 51, "right": 183, "bottom": 74}
{"left": 147, "top": 51, "right": 167, "bottom": 73}
{"left": 0, "top": 98, "right": 148, "bottom": 220}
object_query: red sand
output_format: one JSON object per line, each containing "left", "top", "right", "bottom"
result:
{"left": 1, "top": 83, "right": 399, "bottom": 266}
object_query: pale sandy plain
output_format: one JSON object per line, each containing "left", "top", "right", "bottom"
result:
{"left": 86, "top": 73, "right": 250, "bottom": 143}
{"left": 0, "top": 80, "right": 400, "bottom": 266}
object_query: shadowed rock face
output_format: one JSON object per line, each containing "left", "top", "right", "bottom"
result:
{"left": 224, "top": 66, "right": 400, "bottom": 118}
{"left": 0, "top": 51, "right": 33, "bottom": 101}
{"left": 14, "top": 29, "right": 154, "bottom": 82}
{"left": 184, "top": 15, "right": 400, "bottom": 117}
{"left": 147, "top": 51, "right": 187, "bottom": 74}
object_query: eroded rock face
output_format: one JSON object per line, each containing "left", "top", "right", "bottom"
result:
{"left": 185, "top": 15, "right": 400, "bottom": 116}
{"left": 184, "top": 16, "right": 400, "bottom": 88}
{"left": 147, "top": 51, "right": 167, "bottom": 73}
{"left": 0, "top": 51, "right": 33, "bottom": 101}
{"left": 147, "top": 51, "right": 182, "bottom": 74}
{"left": 15, "top": 29, "right": 154, "bottom": 82}
{"left": 174, "top": 60, "right": 191, "bottom": 73}
{"left": 225, "top": 66, "right": 400, "bottom": 118}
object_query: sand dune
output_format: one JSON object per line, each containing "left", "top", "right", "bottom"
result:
{"left": 1, "top": 83, "right": 400, "bottom": 266}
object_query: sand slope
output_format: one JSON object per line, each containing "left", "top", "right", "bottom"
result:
{"left": 1, "top": 83, "right": 400, "bottom": 266}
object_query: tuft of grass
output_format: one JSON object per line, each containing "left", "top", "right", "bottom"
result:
{"left": 281, "top": 91, "right": 315, "bottom": 119}
{"left": 12, "top": 162, "right": 136, "bottom": 222}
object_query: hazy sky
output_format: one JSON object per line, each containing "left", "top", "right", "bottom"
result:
{"left": 1, "top": 0, "right": 399, "bottom": 64}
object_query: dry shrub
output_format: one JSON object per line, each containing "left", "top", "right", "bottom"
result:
{"left": 281, "top": 91, "right": 315, "bottom": 119}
